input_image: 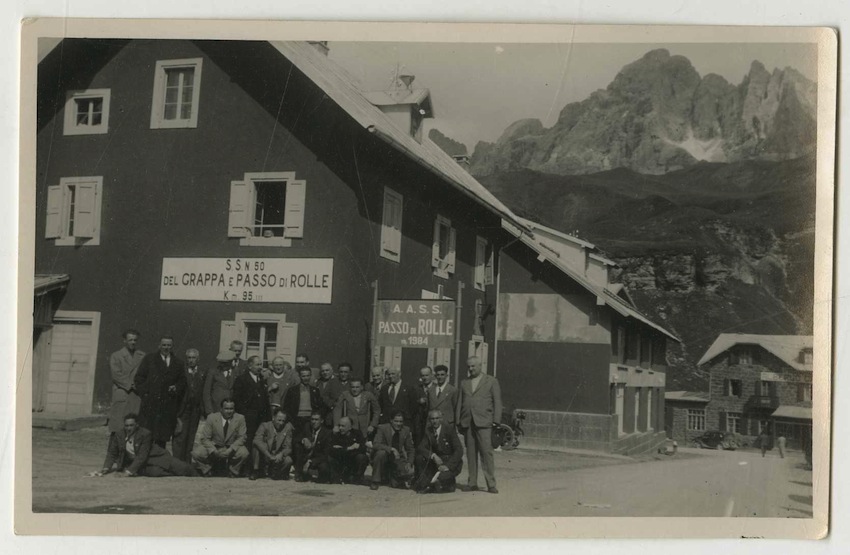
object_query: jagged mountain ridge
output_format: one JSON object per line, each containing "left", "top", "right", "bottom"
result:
{"left": 477, "top": 156, "right": 815, "bottom": 390}
{"left": 468, "top": 49, "right": 817, "bottom": 176}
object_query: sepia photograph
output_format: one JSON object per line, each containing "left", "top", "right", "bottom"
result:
{"left": 15, "top": 19, "right": 836, "bottom": 539}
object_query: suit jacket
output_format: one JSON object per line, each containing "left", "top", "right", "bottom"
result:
{"left": 179, "top": 366, "right": 208, "bottom": 418}
{"left": 299, "top": 423, "right": 332, "bottom": 464}
{"left": 416, "top": 425, "right": 464, "bottom": 474}
{"left": 282, "top": 383, "right": 325, "bottom": 424}
{"left": 107, "top": 347, "right": 145, "bottom": 434}
{"left": 263, "top": 368, "right": 300, "bottom": 407}
{"left": 377, "top": 381, "right": 419, "bottom": 425}
{"left": 232, "top": 371, "right": 271, "bottom": 428}
{"left": 102, "top": 426, "right": 166, "bottom": 475}
{"left": 372, "top": 423, "right": 414, "bottom": 462}
{"left": 330, "top": 428, "right": 367, "bottom": 459}
{"left": 457, "top": 374, "right": 503, "bottom": 428}
{"left": 333, "top": 391, "right": 380, "bottom": 432}
{"left": 196, "top": 412, "right": 248, "bottom": 451}
{"left": 133, "top": 353, "right": 187, "bottom": 442}
{"left": 253, "top": 421, "right": 294, "bottom": 458}
{"left": 364, "top": 382, "right": 383, "bottom": 397}
{"left": 203, "top": 368, "right": 236, "bottom": 416}
{"left": 428, "top": 382, "right": 459, "bottom": 427}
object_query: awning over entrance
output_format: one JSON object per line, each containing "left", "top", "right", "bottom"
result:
{"left": 772, "top": 405, "right": 812, "bottom": 420}
{"left": 35, "top": 274, "right": 70, "bottom": 295}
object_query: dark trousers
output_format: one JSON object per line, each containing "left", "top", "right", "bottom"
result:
{"left": 137, "top": 452, "right": 197, "bottom": 477}
{"left": 294, "top": 444, "right": 331, "bottom": 483}
{"left": 413, "top": 456, "right": 459, "bottom": 492}
{"left": 254, "top": 450, "right": 294, "bottom": 479}
{"left": 172, "top": 409, "right": 202, "bottom": 463}
{"left": 330, "top": 451, "right": 368, "bottom": 483}
{"left": 370, "top": 449, "right": 412, "bottom": 486}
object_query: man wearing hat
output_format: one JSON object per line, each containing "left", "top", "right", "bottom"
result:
{"left": 203, "top": 350, "right": 237, "bottom": 416}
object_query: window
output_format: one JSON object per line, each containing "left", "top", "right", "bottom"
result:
{"left": 150, "top": 58, "right": 203, "bottom": 129}
{"left": 615, "top": 326, "right": 627, "bottom": 364}
{"left": 380, "top": 187, "right": 403, "bottom": 262}
{"left": 798, "top": 383, "right": 813, "bottom": 402}
{"left": 63, "top": 89, "right": 110, "bottom": 135}
{"left": 228, "top": 172, "right": 306, "bottom": 246}
{"left": 220, "top": 313, "right": 298, "bottom": 368}
{"left": 736, "top": 348, "right": 753, "bottom": 365}
{"left": 724, "top": 379, "right": 743, "bottom": 397}
{"left": 431, "top": 215, "right": 456, "bottom": 278}
{"left": 44, "top": 176, "right": 103, "bottom": 246}
{"left": 687, "top": 409, "right": 706, "bottom": 431}
{"left": 423, "top": 289, "right": 452, "bottom": 369}
{"left": 473, "top": 236, "right": 494, "bottom": 290}
{"left": 801, "top": 348, "right": 813, "bottom": 364}
{"left": 467, "top": 335, "right": 490, "bottom": 374}
{"left": 757, "top": 380, "right": 777, "bottom": 398}
{"left": 726, "top": 412, "right": 742, "bottom": 434}
{"left": 374, "top": 346, "right": 402, "bottom": 371}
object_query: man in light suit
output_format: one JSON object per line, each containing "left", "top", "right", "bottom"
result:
{"left": 429, "top": 365, "right": 458, "bottom": 430}
{"left": 203, "top": 351, "right": 237, "bottom": 416}
{"left": 252, "top": 407, "right": 294, "bottom": 480}
{"left": 457, "top": 356, "right": 502, "bottom": 494}
{"left": 369, "top": 411, "right": 415, "bottom": 490}
{"left": 333, "top": 379, "right": 379, "bottom": 437}
{"left": 192, "top": 398, "right": 249, "bottom": 477}
{"left": 106, "top": 329, "right": 144, "bottom": 436}
{"left": 413, "top": 409, "right": 464, "bottom": 493}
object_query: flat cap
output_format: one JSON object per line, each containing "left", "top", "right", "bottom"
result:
{"left": 216, "top": 350, "right": 236, "bottom": 363}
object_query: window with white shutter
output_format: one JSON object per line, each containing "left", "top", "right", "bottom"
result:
{"left": 380, "top": 187, "right": 403, "bottom": 262}
{"left": 45, "top": 176, "right": 103, "bottom": 246}
{"left": 474, "top": 236, "right": 492, "bottom": 290}
{"left": 432, "top": 215, "right": 456, "bottom": 279}
{"left": 220, "top": 313, "right": 299, "bottom": 369}
{"left": 228, "top": 172, "right": 305, "bottom": 246}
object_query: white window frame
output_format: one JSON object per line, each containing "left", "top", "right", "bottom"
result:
{"left": 150, "top": 57, "right": 203, "bottom": 129}
{"left": 374, "top": 346, "right": 403, "bottom": 371}
{"left": 474, "top": 236, "right": 494, "bottom": 291}
{"left": 45, "top": 176, "right": 103, "bottom": 246}
{"left": 380, "top": 187, "right": 403, "bottom": 262}
{"left": 432, "top": 214, "right": 456, "bottom": 279}
{"left": 646, "top": 387, "right": 653, "bottom": 431}
{"left": 687, "top": 409, "right": 706, "bottom": 431}
{"left": 726, "top": 412, "right": 742, "bottom": 434}
{"left": 798, "top": 382, "right": 813, "bottom": 402}
{"left": 220, "top": 312, "right": 298, "bottom": 368}
{"left": 228, "top": 172, "right": 306, "bottom": 246}
{"left": 63, "top": 89, "right": 111, "bottom": 135}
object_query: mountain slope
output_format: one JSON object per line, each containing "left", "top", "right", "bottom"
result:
{"left": 470, "top": 49, "right": 817, "bottom": 177}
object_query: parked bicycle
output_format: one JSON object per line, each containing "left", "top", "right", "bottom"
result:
{"left": 492, "top": 410, "right": 526, "bottom": 451}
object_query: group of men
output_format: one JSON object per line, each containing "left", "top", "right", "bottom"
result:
{"left": 96, "top": 329, "right": 504, "bottom": 494}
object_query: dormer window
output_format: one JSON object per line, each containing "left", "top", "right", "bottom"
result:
{"left": 364, "top": 72, "right": 434, "bottom": 143}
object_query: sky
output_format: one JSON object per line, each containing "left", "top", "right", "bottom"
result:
{"left": 329, "top": 42, "right": 818, "bottom": 152}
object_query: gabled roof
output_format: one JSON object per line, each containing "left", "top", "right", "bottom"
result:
{"left": 501, "top": 220, "right": 680, "bottom": 343}
{"left": 363, "top": 88, "right": 433, "bottom": 113}
{"left": 271, "top": 42, "right": 527, "bottom": 232}
{"left": 665, "top": 391, "right": 710, "bottom": 403}
{"left": 697, "top": 334, "right": 814, "bottom": 371}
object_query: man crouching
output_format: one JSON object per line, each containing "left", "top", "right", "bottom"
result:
{"left": 251, "top": 407, "right": 294, "bottom": 480}
{"left": 191, "top": 398, "right": 250, "bottom": 478}
{"left": 413, "top": 409, "right": 463, "bottom": 493}
{"left": 94, "top": 413, "right": 196, "bottom": 477}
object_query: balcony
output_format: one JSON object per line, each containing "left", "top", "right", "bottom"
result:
{"left": 745, "top": 395, "right": 780, "bottom": 410}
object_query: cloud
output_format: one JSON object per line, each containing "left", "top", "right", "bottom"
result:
{"left": 494, "top": 46, "right": 505, "bottom": 54}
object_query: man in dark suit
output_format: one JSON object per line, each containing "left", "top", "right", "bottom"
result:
{"left": 133, "top": 335, "right": 187, "bottom": 448}
{"left": 252, "top": 407, "right": 295, "bottom": 480}
{"left": 233, "top": 355, "right": 271, "bottom": 465}
{"left": 413, "top": 366, "right": 435, "bottom": 446}
{"left": 283, "top": 367, "right": 325, "bottom": 436}
{"left": 429, "top": 364, "right": 458, "bottom": 430}
{"left": 333, "top": 379, "right": 379, "bottom": 437}
{"left": 316, "top": 362, "right": 343, "bottom": 426}
{"left": 203, "top": 351, "right": 237, "bottom": 416}
{"left": 413, "top": 409, "right": 464, "bottom": 493}
{"left": 457, "top": 356, "right": 503, "bottom": 494}
{"left": 229, "top": 340, "right": 249, "bottom": 378}
{"left": 329, "top": 416, "right": 368, "bottom": 484}
{"left": 95, "top": 413, "right": 196, "bottom": 477}
{"left": 365, "top": 366, "right": 385, "bottom": 397}
{"left": 191, "top": 398, "right": 249, "bottom": 477}
{"left": 172, "top": 348, "right": 207, "bottom": 462}
{"left": 378, "top": 367, "right": 418, "bottom": 424}
{"left": 294, "top": 412, "right": 332, "bottom": 483}
{"left": 369, "top": 411, "right": 415, "bottom": 491}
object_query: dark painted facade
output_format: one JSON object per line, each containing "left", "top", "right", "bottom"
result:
{"left": 35, "top": 39, "right": 505, "bottom": 414}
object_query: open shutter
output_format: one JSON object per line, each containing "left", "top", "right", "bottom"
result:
{"left": 219, "top": 320, "right": 239, "bottom": 352}
{"left": 228, "top": 181, "right": 251, "bottom": 237}
{"left": 436, "top": 348, "right": 451, "bottom": 368}
{"left": 380, "top": 189, "right": 402, "bottom": 258}
{"left": 276, "top": 322, "right": 298, "bottom": 366}
{"left": 283, "top": 179, "right": 306, "bottom": 238}
{"left": 391, "top": 347, "right": 402, "bottom": 371}
{"left": 73, "top": 181, "right": 98, "bottom": 238}
{"left": 45, "top": 185, "right": 63, "bottom": 239}
{"left": 474, "top": 237, "right": 486, "bottom": 288}
{"left": 480, "top": 342, "right": 489, "bottom": 373}
{"left": 431, "top": 218, "right": 441, "bottom": 268}
{"left": 484, "top": 244, "right": 495, "bottom": 285}
{"left": 446, "top": 226, "right": 457, "bottom": 273}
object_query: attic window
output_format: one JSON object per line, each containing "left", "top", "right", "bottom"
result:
{"left": 63, "top": 89, "right": 110, "bottom": 135}
{"left": 150, "top": 58, "right": 203, "bottom": 129}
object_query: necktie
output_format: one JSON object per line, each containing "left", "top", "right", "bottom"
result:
{"left": 223, "top": 419, "right": 229, "bottom": 440}
{"left": 437, "top": 386, "right": 443, "bottom": 397}
{"left": 392, "top": 430, "right": 400, "bottom": 451}
{"left": 390, "top": 383, "right": 397, "bottom": 403}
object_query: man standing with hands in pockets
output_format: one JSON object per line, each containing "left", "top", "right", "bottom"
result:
{"left": 457, "top": 356, "right": 502, "bottom": 494}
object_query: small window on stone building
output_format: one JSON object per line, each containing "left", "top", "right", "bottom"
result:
{"left": 798, "top": 383, "right": 813, "bottom": 402}
{"left": 724, "top": 379, "right": 742, "bottom": 397}
{"left": 687, "top": 409, "right": 706, "bottom": 431}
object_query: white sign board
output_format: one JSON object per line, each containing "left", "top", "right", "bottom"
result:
{"left": 160, "top": 258, "right": 333, "bottom": 303}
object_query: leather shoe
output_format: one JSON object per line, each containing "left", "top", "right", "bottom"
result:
{"left": 487, "top": 487, "right": 499, "bottom": 494}
{"left": 249, "top": 472, "right": 258, "bottom": 481}
{"left": 465, "top": 485, "right": 479, "bottom": 492}
{"left": 370, "top": 482, "right": 379, "bottom": 491}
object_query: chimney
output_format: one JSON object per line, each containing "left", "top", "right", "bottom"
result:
{"left": 307, "top": 41, "right": 329, "bottom": 56}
